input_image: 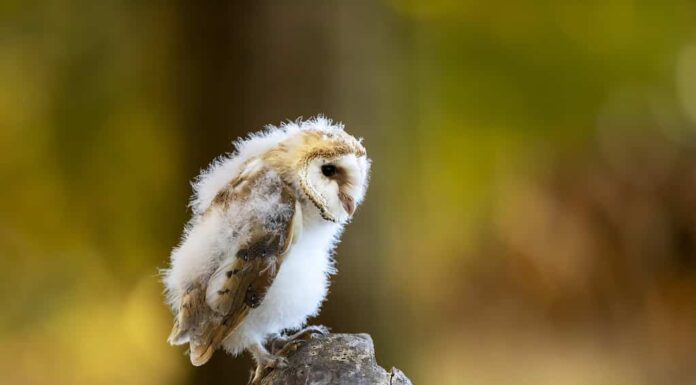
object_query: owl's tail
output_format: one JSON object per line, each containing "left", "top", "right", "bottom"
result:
{"left": 188, "top": 328, "right": 217, "bottom": 366}
{"left": 188, "top": 308, "right": 249, "bottom": 366}
{"left": 167, "top": 285, "right": 206, "bottom": 345}
{"left": 167, "top": 320, "right": 190, "bottom": 346}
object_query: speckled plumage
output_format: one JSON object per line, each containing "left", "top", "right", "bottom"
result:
{"left": 162, "top": 117, "right": 370, "bottom": 379}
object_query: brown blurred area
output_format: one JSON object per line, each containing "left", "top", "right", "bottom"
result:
{"left": 2, "top": 1, "right": 696, "bottom": 384}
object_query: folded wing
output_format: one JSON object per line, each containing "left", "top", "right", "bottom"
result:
{"left": 168, "top": 171, "right": 300, "bottom": 366}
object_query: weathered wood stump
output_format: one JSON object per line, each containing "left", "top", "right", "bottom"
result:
{"left": 261, "top": 333, "right": 412, "bottom": 385}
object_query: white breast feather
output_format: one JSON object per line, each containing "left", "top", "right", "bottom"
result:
{"left": 222, "top": 222, "right": 342, "bottom": 354}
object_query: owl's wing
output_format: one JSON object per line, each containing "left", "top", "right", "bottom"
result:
{"left": 168, "top": 176, "right": 301, "bottom": 366}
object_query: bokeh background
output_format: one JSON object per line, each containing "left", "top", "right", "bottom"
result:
{"left": 2, "top": 1, "right": 696, "bottom": 384}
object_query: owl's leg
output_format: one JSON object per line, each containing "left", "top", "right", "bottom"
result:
{"left": 248, "top": 343, "right": 287, "bottom": 385}
{"left": 270, "top": 325, "right": 330, "bottom": 355}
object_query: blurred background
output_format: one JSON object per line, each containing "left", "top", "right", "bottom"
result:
{"left": 2, "top": 1, "right": 696, "bottom": 384}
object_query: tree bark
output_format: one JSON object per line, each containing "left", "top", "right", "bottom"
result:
{"left": 261, "top": 333, "right": 412, "bottom": 385}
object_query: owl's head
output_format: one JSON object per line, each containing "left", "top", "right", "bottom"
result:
{"left": 266, "top": 120, "right": 370, "bottom": 223}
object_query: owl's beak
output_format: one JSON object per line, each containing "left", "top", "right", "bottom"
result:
{"left": 339, "top": 193, "right": 355, "bottom": 217}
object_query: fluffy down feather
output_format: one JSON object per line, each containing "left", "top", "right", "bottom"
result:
{"left": 162, "top": 116, "right": 370, "bottom": 365}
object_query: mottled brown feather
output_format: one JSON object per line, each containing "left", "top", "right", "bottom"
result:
{"left": 170, "top": 174, "right": 299, "bottom": 366}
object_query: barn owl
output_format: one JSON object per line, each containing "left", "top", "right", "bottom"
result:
{"left": 162, "top": 117, "right": 370, "bottom": 383}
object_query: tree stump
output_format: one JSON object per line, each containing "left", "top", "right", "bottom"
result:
{"left": 260, "top": 333, "right": 412, "bottom": 385}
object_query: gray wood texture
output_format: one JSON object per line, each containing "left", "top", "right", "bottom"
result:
{"left": 261, "top": 334, "right": 412, "bottom": 385}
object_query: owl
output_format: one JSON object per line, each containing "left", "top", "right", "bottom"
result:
{"left": 162, "top": 117, "right": 370, "bottom": 383}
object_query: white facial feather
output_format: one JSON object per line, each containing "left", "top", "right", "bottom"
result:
{"left": 162, "top": 116, "right": 370, "bottom": 366}
{"left": 306, "top": 154, "right": 369, "bottom": 223}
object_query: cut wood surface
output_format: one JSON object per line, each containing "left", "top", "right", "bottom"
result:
{"left": 260, "top": 333, "right": 412, "bottom": 385}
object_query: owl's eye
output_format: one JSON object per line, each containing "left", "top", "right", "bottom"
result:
{"left": 321, "top": 164, "right": 337, "bottom": 177}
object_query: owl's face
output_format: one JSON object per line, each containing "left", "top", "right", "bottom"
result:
{"left": 303, "top": 152, "right": 370, "bottom": 223}
{"left": 266, "top": 128, "right": 370, "bottom": 223}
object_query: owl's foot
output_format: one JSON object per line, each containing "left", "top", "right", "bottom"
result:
{"left": 270, "top": 325, "right": 330, "bottom": 355}
{"left": 248, "top": 344, "right": 288, "bottom": 385}
{"left": 291, "top": 324, "right": 330, "bottom": 340}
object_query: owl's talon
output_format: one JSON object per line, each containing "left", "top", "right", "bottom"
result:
{"left": 249, "top": 356, "right": 287, "bottom": 384}
{"left": 249, "top": 343, "right": 288, "bottom": 384}
{"left": 302, "top": 325, "right": 330, "bottom": 337}
{"left": 274, "top": 340, "right": 304, "bottom": 357}
{"left": 268, "top": 325, "right": 329, "bottom": 356}
{"left": 291, "top": 324, "right": 330, "bottom": 341}
{"left": 269, "top": 337, "right": 288, "bottom": 355}
{"left": 272, "top": 356, "right": 288, "bottom": 368}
